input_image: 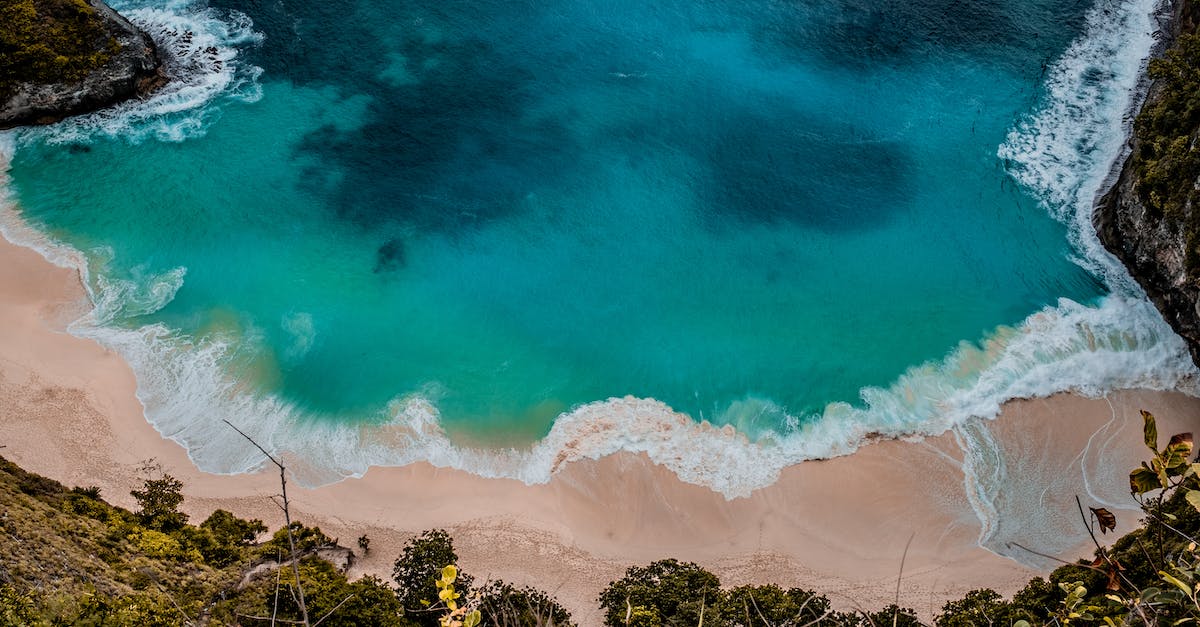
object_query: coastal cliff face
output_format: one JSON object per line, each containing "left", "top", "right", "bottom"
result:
{"left": 0, "top": 0, "right": 165, "bottom": 129}
{"left": 1095, "top": 0, "right": 1200, "bottom": 366}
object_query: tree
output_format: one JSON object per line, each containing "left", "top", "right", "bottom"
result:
{"left": 858, "top": 604, "right": 921, "bottom": 627}
{"left": 598, "top": 559, "right": 722, "bottom": 627}
{"left": 129, "top": 464, "right": 187, "bottom": 531}
{"left": 477, "top": 580, "right": 575, "bottom": 627}
{"left": 935, "top": 589, "right": 1015, "bottom": 627}
{"left": 247, "top": 558, "right": 412, "bottom": 627}
{"left": 714, "top": 585, "right": 837, "bottom": 626}
{"left": 393, "top": 529, "right": 473, "bottom": 627}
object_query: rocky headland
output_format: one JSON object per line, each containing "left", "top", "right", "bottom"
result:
{"left": 1095, "top": 0, "right": 1200, "bottom": 365}
{"left": 0, "top": 0, "right": 165, "bottom": 129}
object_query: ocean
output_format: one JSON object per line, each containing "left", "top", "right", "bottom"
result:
{"left": 0, "top": 0, "right": 1195, "bottom": 503}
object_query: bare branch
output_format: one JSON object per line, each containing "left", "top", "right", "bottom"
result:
{"left": 313, "top": 594, "right": 357, "bottom": 627}
{"left": 225, "top": 420, "right": 311, "bottom": 627}
{"left": 236, "top": 612, "right": 306, "bottom": 625}
{"left": 272, "top": 548, "right": 283, "bottom": 627}
{"left": 223, "top": 419, "right": 282, "bottom": 470}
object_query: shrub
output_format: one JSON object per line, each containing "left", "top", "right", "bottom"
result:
{"left": 0, "top": 0, "right": 118, "bottom": 97}
{"left": 130, "top": 472, "right": 187, "bottom": 532}
{"left": 259, "top": 522, "right": 333, "bottom": 558}
{"left": 0, "top": 584, "right": 40, "bottom": 627}
{"left": 598, "top": 559, "right": 722, "bottom": 627}
{"left": 477, "top": 580, "right": 575, "bottom": 627}
{"left": 393, "top": 529, "right": 473, "bottom": 626}
{"left": 714, "top": 585, "right": 838, "bottom": 627}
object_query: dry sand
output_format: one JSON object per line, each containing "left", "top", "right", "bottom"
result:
{"left": 2, "top": 233, "right": 1200, "bottom": 624}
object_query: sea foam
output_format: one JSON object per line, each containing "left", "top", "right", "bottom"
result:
{"left": 16, "top": 0, "right": 262, "bottom": 146}
{"left": 0, "top": 0, "right": 1196, "bottom": 520}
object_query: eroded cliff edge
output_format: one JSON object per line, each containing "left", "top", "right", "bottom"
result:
{"left": 0, "top": 0, "right": 165, "bottom": 129}
{"left": 1095, "top": 0, "right": 1200, "bottom": 366}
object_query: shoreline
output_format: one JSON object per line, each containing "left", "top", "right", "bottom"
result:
{"left": 4, "top": 226, "right": 1200, "bottom": 622}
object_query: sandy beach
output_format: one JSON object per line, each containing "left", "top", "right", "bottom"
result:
{"left": 3, "top": 232, "right": 1200, "bottom": 625}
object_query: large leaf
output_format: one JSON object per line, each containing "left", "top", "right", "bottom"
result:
{"left": 1131, "top": 466, "right": 1163, "bottom": 494}
{"left": 1090, "top": 507, "right": 1117, "bottom": 534}
{"left": 1143, "top": 410, "right": 1159, "bottom": 453}
{"left": 1186, "top": 489, "right": 1200, "bottom": 514}
{"left": 1165, "top": 432, "right": 1194, "bottom": 471}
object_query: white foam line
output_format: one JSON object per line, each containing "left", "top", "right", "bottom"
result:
{"left": 15, "top": 0, "right": 262, "bottom": 147}
{"left": 0, "top": 0, "right": 1196, "bottom": 525}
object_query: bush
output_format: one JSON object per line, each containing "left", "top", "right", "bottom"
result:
{"left": 130, "top": 472, "right": 187, "bottom": 532}
{"left": 0, "top": 584, "right": 40, "bottom": 627}
{"left": 598, "top": 559, "right": 722, "bottom": 627}
{"left": 392, "top": 529, "right": 473, "bottom": 626}
{"left": 196, "top": 509, "right": 266, "bottom": 566}
{"left": 1133, "top": 25, "right": 1200, "bottom": 273}
{"left": 477, "top": 580, "right": 575, "bottom": 627}
{"left": 0, "top": 0, "right": 118, "bottom": 97}
{"left": 714, "top": 585, "right": 839, "bottom": 627}
{"left": 259, "top": 522, "right": 334, "bottom": 558}
{"left": 222, "top": 557, "right": 412, "bottom": 627}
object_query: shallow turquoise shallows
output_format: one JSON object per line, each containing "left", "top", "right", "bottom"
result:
{"left": 8, "top": 0, "right": 1109, "bottom": 445}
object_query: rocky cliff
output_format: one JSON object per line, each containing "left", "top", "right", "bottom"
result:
{"left": 1094, "top": 0, "right": 1200, "bottom": 366}
{"left": 0, "top": 0, "right": 165, "bottom": 129}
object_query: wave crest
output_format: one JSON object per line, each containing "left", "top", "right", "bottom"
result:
{"left": 16, "top": 0, "right": 262, "bottom": 146}
{"left": 0, "top": 0, "right": 1196, "bottom": 512}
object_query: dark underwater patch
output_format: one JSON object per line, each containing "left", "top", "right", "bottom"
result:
{"left": 697, "top": 110, "right": 912, "bottom": 231}
{"left": 744, "top": 0, "right": 1091, "bottom": 75}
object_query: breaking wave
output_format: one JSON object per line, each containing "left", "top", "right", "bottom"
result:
{"left": 0, "top": 0, "right": 1195, "bottom": 519}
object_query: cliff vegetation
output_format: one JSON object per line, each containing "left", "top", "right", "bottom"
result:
{"left": 0, "top": 0, "right": 118, "bottom": 100}
{"left": 1132, "top": 20, "right": 1200, "bottom": 273}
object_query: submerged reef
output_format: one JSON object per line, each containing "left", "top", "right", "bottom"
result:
{"left": 1095, "top": 0, "right": 1200, "bottom": 366}
{"left": 0, "top": 0, "right": 165, "bottom": 128}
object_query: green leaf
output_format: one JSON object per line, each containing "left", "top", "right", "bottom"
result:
{"left": 1187, "top": 490, "right": 1200, "bottom": 514}
{"left": 465, "top": 610, "right": 481, "bottom": 627}
{"left": 441, "top": 565, "right": 457, "bottom": 585}
{"left": 1166, "top": 433, "right": 1195, "bottom": 470}
{"left": 1145, "top": 410, "right": 1160, "bottom": 453}
{"left": 1161, "top": 571, "right": 1193, "bottom": 595}
{"left": 1013, "top": 621, "right": 1030, "bottom": 627}
{"left": 1132, "top": 466, "right": 1164, "bottom": 494}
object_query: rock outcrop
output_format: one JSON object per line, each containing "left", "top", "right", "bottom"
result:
{"left": 0, "top": 0, "right": 165, "bottom": 129}
{"left": 1094, "top": 0, "right": 1200, "bottom": 367}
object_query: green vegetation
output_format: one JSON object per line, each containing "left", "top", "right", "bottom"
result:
{"left": 0, "top": 0, "right": 118, "bottom": 98}
{"left": 1133, "top": 11, "right": 1200, "bottom": 273}
{"left": 6, "top": 410, "right": 1200, "bottom": 625}
{"left": 0, "top": 454, "right": 572, "bottom": 626}
{"left": 588, "top": 412, "right": 1200, "bottom": 626}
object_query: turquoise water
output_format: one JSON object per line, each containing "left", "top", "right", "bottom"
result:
{"left": 2, "top": 0, "right": 1194, "bottom": 491}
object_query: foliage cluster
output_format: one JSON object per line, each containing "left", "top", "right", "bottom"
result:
{"left": 12, "top": 410, "right": 1200, "bottom": 625}
{"left": 0, "top": 454, "right": 574, "bottom": 626}
{"left": 597, "top": 559, "right": 924, "bottom": 627}
{"left": 1133, "top": 22, "right": 1200, "bottom": 273}
{"left": 591, "top": 411, "right": 1200, "bottom": 627}
{"left": 0, "top": 0, "right": 118, "bottom": 98}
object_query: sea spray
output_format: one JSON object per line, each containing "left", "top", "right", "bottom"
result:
{"left": 972, "top": 0, "right": 1187, "bottom": 559}
{"left": 0, "top": 0, "right": 1197, "bottom": 519}
{"left": 15, "top": 0, "right": 262, "bottom": 147}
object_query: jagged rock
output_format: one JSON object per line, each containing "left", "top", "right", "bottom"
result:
{"left": 1094, "top": 0, "right": 1200, "bottom": 367}
{"left": 0, "top": 0, "right": 166, "bottom": 129}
